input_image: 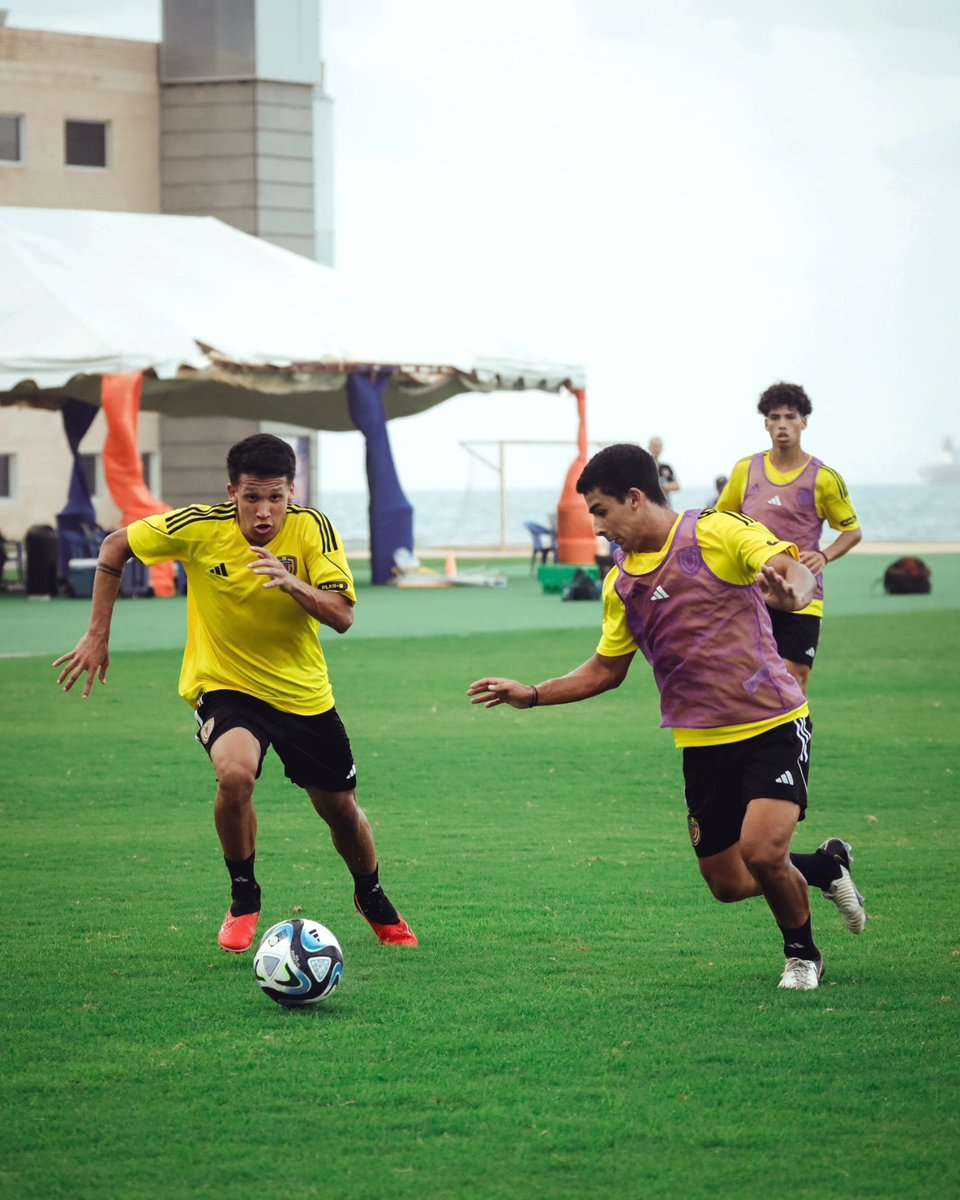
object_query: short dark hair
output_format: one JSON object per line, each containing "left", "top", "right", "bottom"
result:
{"left": 576, "top": 443, "right": 667, "bottom": 505}
{"left": 226, "top": 434, "right": 297, "bottom": 485}
{"left": 758, "top": 382, "right": 812, "bottom": 417}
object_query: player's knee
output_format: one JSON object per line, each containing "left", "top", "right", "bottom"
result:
{"left": 709, "top": 880, "right": 743, "bottom": 904}
{"left": 216, "top": 764, "right": 257, "bottom": 804}
{"left": 331, "top": 796, "right": 363, "bottom": 828}
{"left": 701, "top": 871, "right": 743, "bottom": 904}
{"left": 740, "top": 843, "right": 788, "bottom": 881}
{"left": 311, "top": 788, "right": 361, "bottom": 826}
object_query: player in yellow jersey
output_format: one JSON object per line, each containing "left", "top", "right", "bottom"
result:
{"left": 716, "top": 382, "right": 862, "bottom": 693}
{"left": 55, "top": 434, "right": 417, "bottom": 953}
{"left": 468, "top": 444, "right": 866, "bottom": 991}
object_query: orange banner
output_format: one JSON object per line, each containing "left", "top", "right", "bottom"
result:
{"left": 101, "top": 372, "right": 176, "bottom": 598}
{"left": 557, "top": 385, "right": 596, "bottom": 564}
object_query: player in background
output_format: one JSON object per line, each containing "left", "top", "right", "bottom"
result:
{"left": 468, "top": 443, "right": 866, "bottom": 991}
{"left": 716, "top": 382, "right": 862, "bottom": 693}
{"left": 54, "top": 434, "right": 417, "bottom": 954}
{"left": 648, "top": 436, "right": 680, "bottom": 495}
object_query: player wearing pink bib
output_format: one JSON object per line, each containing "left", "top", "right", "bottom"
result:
{"left": 717, "top": 382, "right": 862, "bottom": 693}
{"left": 468, "top": 443, "right": 866, "bottom": 991}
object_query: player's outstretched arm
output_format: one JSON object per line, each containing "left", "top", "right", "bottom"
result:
{"left": 53, "top": 528, "right": 132, "bottom": 698}
{"left": 468, "top": 652, "right": 633, "bottom": 710}
{"left": 758, "top": 552, "right": 815, "bottom": 612}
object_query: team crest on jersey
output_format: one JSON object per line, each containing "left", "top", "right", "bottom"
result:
{"left": 200, "top": 717, "right": 215, "bottom": 745}
{"left": 687, "top": 815, "right": 702, "bottom": 847}
{"left": 278, "top": 556, "right": 298, "bottom": 575}
{"left": 677, "top": 545, "right": 703, "bottom": 577}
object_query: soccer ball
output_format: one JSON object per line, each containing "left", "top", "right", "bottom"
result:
{"left": 252, "top": 918, "right": 344, "bottom": 1007}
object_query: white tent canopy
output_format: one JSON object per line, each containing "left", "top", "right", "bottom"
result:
{"left": 0, "top": 207, "right": 585, "bottom": 427}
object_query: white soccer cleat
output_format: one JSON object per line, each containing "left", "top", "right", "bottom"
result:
{"left": 778, "top": 956, "right": 825, "bottom": 990}
{"left": 819, "top": 838, "right": 868, "bottom": 935}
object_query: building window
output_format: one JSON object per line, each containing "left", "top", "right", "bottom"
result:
{"left": 65, "top": 120, "right": 108, "bottom": 168}
{"left": 0, "top": 115, "right": 24, "bottom": 164}
{"left": 0, "top": 453, "right": 13, "bottom": 498}
{"left": 79, "top": 453, "right": 100, "bottom": 497}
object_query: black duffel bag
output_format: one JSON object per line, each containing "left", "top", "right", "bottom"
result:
{"left": 882, "top": 556, "right": 932, "bottom": 595}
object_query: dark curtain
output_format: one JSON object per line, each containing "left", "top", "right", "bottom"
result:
{"left": 56, "top": 399, "right": 104, "bottom": 578}
{"left": 347, "top": 370, "right": 414, "bottom": 585}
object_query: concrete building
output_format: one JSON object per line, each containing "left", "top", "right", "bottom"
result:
{"left": 0, "top": 1, "right": 333, "bottom": 543}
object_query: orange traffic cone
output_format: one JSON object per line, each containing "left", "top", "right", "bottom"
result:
{"left": 444, "top": 552, "right": 458, "bottom": 577}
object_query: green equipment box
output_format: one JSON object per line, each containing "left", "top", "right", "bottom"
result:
{"left": 537, "top": 563, "right": 601, "bottom": 594}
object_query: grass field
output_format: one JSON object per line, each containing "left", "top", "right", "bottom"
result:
{"left": 2, "top": 557, "right": 958, "bottom": 1198}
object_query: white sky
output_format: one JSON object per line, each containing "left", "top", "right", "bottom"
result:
{"left": 7, "top": 0, "right": 960, "bottom": 491}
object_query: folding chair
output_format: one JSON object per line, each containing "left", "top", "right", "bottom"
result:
{"left": 524, "top": 520, "right": 558, "bottom": 573}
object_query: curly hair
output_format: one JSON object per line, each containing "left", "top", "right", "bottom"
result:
{"left": 226, "top": 434, "right": 297, "bottom": 484}
{"left": 757, "top": 382, "right": 812, "bottom": 418}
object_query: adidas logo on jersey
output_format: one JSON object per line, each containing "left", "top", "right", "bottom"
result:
{"left": 767, "top": 496, "right": 783, "bottom": 507}
{"left": 805, "top": 646, "right": 816, "bottom": 658}
{"left": 775, "top": 770, "right": 794, "bottom": 786}
{"left": 650, "top": 585, "right": 670, "bottom": 601}
{"left": 209, "top": 563, "right": 229, "bottom": 578}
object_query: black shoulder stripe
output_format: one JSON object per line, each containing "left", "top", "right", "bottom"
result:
{"left": 165, "top": 506, "right": 234, "bottom": 531}
{"left": 818, "top": 465, "right": 849, "bottom": 500}
{"left": 320, "top": 553, "right": 352, "bottom": 583}
{"left": 165, "top": 505, "right": 236, "bottom": 534}
{"left": 158, "top": 504, "right": 210, "bottom": 530}
{"left": 711, "top": 509, "right": 755, "bottom": 527}
{"left": 288, "top": 505, "right": 339, "bottom": 553}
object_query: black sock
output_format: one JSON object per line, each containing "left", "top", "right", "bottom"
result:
{"left": 353, "top": 865, "right": 400, "bottom": 925}
{"left": 225, "top": 853, "right": 261, "bottom": 916}
{"left": 790, "top": 850, "right": 841, "bottom": 891}
{"left": 779, "top": 915, "right": 820, "bottom": 962}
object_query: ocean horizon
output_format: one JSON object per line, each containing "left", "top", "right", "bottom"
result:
{"left": 317, "top": 482, "right": 960, "bottom": 551}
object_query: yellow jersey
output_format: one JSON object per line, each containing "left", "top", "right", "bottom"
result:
{"left": 128, "top": 503, "right": 356, "bottom": 715}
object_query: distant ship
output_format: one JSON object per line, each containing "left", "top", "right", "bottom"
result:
{"left": 919, "top": 438, "right": 960, "bottom": 483}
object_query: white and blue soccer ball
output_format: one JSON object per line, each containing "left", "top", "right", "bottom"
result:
{"left": 252, "top": 918, "right": 343, "bottom": 1007}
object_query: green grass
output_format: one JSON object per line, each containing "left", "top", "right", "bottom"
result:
{"left": 1, "top": 575, "right": 959, "bottom": 1198}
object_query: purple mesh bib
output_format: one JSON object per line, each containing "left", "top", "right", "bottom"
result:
{"left": 613, "top": 510, "right": 805, "bottom": 730}
{"left": 741, "top": 454, "right": 824, "bottom": 602}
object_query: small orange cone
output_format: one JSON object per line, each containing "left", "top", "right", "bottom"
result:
{"left": 444, "top": 552, "right": 458, "bottom": 577}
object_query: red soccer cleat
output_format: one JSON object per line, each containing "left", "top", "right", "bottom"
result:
{"left": 218, "top": 909, "right": 261, "bottom": 954}
{"left": 354, "top": 895, "right": 419, "bottom": 947}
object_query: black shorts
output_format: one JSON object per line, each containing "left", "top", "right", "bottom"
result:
{"left": 767, "top": 607, "right": 821, "bottom": 669}
{"left": 681, "top": 716, "right": 812, "bottom": 859}
{"left": 195, "top": 690, "right": 357, "bottom": 792}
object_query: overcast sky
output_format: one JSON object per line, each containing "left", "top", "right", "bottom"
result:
{"left": 8, "top": 0, "right": 960, "bottom": 492}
